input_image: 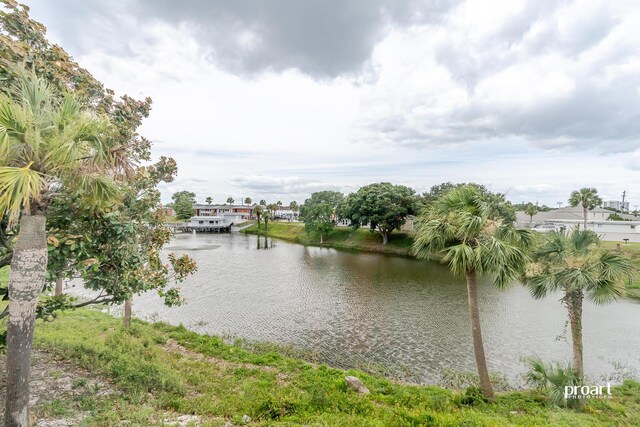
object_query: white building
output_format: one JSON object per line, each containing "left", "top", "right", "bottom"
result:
{"left": 274, "top": 206, "right": 299, "bottom": 221}
{"left": 603, "top": 200, "right": 630, "bottom": 212}
{"left": 516, "top": 206, "right": 640, "bottom": 242}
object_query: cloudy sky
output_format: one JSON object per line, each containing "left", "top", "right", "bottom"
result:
{"left": 28, "top": 0, "right": 640, "bottom": 206}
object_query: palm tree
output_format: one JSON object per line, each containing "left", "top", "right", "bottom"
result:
{"left": 205, "top": 196, "right": 212, "bottom": 205}
{"left": 226, "top": 196, "right": 234, "bottom": 205}
{"left": 569, "top": 188, "right": 602, "bottom": 230}
{"left": 523, "top": 229, "right": 634, "bottom": 380}
{"left": 259, "top": 199, "right": 266, "bottom": 206}
{"left": 244, "top": 197, "right": 251, "bottom": 205}
{"left": 412, "top": 185, "right": 533, "bottom": 398}
{"left": 524, "top": 203, "right": 539, "bottom": 228}
{"left": 254, "top": 204, "right": 264, "bottom": 228}
{"left": 0, "top": 72, "right": 116, "bottom": 424}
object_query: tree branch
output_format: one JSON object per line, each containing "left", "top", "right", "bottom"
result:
{"left": 72, "top": 296, "right": 114, "bottom": 308}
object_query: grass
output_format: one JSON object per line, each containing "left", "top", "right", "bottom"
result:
{"left": 243, "top": 222, "right": 413, "bottom": 256}
{"left": 601, "top": 241, "right": 640, "bottom": 300}
{"left": 15, "top": 308, "right": 640, "bottom": 425}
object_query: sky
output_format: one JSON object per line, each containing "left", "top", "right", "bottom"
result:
{"left": 26, "top": 0, "right": 640, "bottom": 207}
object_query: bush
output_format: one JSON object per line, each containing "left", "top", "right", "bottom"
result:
{"left": 524, "top": 356, "right": 580, "bottom": 407}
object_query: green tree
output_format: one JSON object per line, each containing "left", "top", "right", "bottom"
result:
{"left": 343, "top": 183, "right": 417, "bottom": 244}
{"left": 244, "top": 197, "right": 252, "bottom": 205}
{"left": 253, "top": 204, "right": 264, "bottom": 228}
{"left": 263, "top": 209, "right": 272, "bottom": 231}
{"left": 569, "top": 188, "right": 602, "bottom": 230}
{"left": 0, "top": 72, "right": 117, "bottom": 425}
{"left": 411, "top": 185, "right": 533, "bottom": 398}
{"left": 259, "top": 199, "right": 266, "bottom": 206}
{"left": 226, "top": 196, "right": 234, "bottom": 205}
{"left": 300, "top": 193, "right": 341, "bottom": 244}
{"left": 173, "top": 194, "right": 195, "bottom": 221}
{"left": 524, "top": 203, "right": 539, "bottom": 227}
{"left": 523, "top": 229, "right": 634, "bottom": 380}
{"left": 290, "top": 200, "right": 299, "bottom": 220}
{"left": 205, "top": 196, "right": 212, "bottom": 205}
{"left": 172, "top": 191, "right": 196, "bottom": 204}
{"left": 267, "top": 203, "right": 279, "bottom": 217}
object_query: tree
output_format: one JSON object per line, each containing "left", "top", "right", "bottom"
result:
{"left": 290, "top": 201, "right": 299, "bottom": 220}
{"left": 524, "top": 203, "right": 539, "bottom": 227}
{"left": 0, "top": 72, "right": 119, "bottom": 425}
{"left": 0, "top": 6, "right": 196, "bottom": 421}
{"left": 267, "top": 203, "right": 279, "bottom": 217}
{"left": 262, "top": 209, "right": 272, "bottom": 231}
{"left": 569, "top": 188, "right": 602, "bottom": 230}
{"left": 259, "top": 199, "right": 266, "bottom": 206}
{"left": 244, "top": 197, "right": 251, "bottom": 205}
{"left": 205, "top": 196, "right": 212, "bottom": 205}
{"left": 343, "top": 183, "right": 417, "bottom": 244}
{"left": 226, "top": 196, "right": 234, "bottom": 205}
{"left": 172, "top": 191, "right": 196, "bottom": 204}
{"left": 523, "top": 229, "right": 634, "bottom": 380}
{"left": 300, "top": 193, "right": 341, "bottom": 244}
{"left": 411, "top": 185, "right": 533, "bottom": 398}
{"left": 253, "top": 204, "right": 264, "bottom": 228}
{"left": 173, "top": 194, "right": 195, "bottom": 221}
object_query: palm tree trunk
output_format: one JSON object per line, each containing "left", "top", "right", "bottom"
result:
{"left": 123, "top": 297, "right": 132, "bottom": 328}
{"left": 583, "top": 207, "right": 588, "bottom": 230}
{"left": 320, "top": 233, "right": 323, "bottom": 244}
{"left": 5, "top": 214, "right": 48, "bottom": 426}
{"left": 465, "top": 270, "right": 494, "bottom": 398}
{"left": 529, "top": 216, "right": 533, "bottom": 227}
{"left": 54, "top": 276, "right": 63, "bottom": 297}
{"left": 566, "top": 291, "right": 584, "bottom": 379}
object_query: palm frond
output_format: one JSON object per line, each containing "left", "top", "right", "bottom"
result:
{"left": 0, "top": 163, "right": 45, "bottom": 224}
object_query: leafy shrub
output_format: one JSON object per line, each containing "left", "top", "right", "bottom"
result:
{"left": 524, "top": 356, "right": 580, "bottom": 407}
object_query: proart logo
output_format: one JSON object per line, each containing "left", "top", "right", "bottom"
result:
{"left": 564, "top": 383, "right": 613, "bottom": 400}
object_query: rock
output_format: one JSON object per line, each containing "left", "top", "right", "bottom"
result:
{"left": 345, "top": 376, "right": 370, "bottom": 394}
{"left": 241, "top": 414, "right": 251, "bottom": 424}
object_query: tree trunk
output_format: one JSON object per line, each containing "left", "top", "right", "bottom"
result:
{"left": 583, "top": 207, "right": 588, "bottom": 230}
{"left": 123, "top": 297, "right": 132, "bottom": 328}
{"left": 566, "top": 291, "right": 584, "bottom": 380}
{"left": 54, "top": 276, "right": 63, "bottom": 297}
{"left": 529, "top": 216, "right": 533, "bottom": 227}
{"left": 320, "top": 233, "right": 323, "bottom": 244}
{"left": 5, "top": 214, "right": 48, "bottom": 426}
{"left": 465, "top": 270, "right": 494, "bottom": 399}
{"left": 382, "top": 231, "right": 388, "bottom": 245}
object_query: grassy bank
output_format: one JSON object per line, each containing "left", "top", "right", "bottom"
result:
{"left": 0, "top": 308, "right": 636, "bottom": 425}
{"left": 242, "top": 222, "right": 413, "bottom": 256}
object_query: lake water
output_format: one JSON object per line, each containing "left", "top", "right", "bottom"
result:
{"left": 77, "top": 232, "right": 640, "bottom": 384}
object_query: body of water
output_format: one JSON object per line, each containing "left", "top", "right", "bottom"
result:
{"left": 72, "top": 232, "right": 640, "bottom": 384}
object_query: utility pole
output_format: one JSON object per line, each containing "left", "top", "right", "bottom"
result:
{"left": 622, "top": 190, "right": 627, "bottom": 213}
{"left": 557, "top": 202, "right": 562, "bottom": 209}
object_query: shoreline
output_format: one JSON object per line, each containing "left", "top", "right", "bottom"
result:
{"left": 5, "top": 308, "right": 637, "bottom": 425}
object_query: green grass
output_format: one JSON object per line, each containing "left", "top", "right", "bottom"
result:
{"left": 601, "top": 241, "right": 640, "bottom": 300}
{"left": 243, "top": 222, "right": 413, "bottom": 256}
{"left": 17, "top": 308, "right": 640, "bottom": 425}
{"left": 0, "top": 266, "right": 8, "bottom": 312}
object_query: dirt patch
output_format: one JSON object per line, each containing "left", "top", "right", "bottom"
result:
{"left": 0, "top": 348, "right": 113, "bottom": 425}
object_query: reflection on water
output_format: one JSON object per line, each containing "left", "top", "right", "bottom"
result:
{"left": 95, "top": 233, "right": 640, "bottom": 383}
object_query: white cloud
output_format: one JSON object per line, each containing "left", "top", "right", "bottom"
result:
{"left": 26, "top": 0, "right": 640, "bottom": 206}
